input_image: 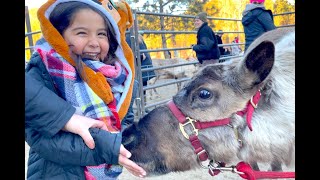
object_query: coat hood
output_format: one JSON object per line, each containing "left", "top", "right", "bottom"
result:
{"left": 37, "top": 0, "right": 134, "bottom": 120}
{"left": 242, "top": 3, "right": 265, "bottom": 26}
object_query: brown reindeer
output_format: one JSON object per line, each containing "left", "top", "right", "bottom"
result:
{"left": 123, "top": 27, "right": 295, "bottom": 177}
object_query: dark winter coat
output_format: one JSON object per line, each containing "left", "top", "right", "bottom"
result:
{"left": 25, "top": 72, "right": 76, "bottom": 137}
{"left": 242, "top": 7, "right": 276, "bottom": 51}
{"left": 192, "top": 22, "right": 220, "bottom": 64}
{"left": 126, "top": 34, "right": 156, "bottom": 84}
{"left": 25, "top": 52, "right": 135, "bottom": 180}
{"left": 216, "top": 35, "right": 226, "bottom": 55}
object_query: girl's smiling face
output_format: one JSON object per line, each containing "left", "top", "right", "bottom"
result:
{"left": 63, "top": 9, "right": 109, "bottom": 61}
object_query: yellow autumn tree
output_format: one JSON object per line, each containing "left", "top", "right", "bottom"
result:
{"left": 25, "top": 7, "right": 42, "bottom": 61}
{"left": 273, "top": 0, "right": 295, "bottom": 26}
{"left": 202, "top": 0, "right": 275, "bottom": 45}
{"left": 25, "top": 0, "right": 294, "bottom": 61}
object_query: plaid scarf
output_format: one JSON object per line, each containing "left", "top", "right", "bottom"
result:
{"left": 35, "top": 38, "right": 126, "bottom": 179}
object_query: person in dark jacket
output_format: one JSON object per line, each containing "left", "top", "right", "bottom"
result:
{"left": 242, "top": 0, "right": 276, "bottom": 52}
{"left": 126, "top": 31, "right": 156, "bottom": 91}
{"left": 216, "top": 30, "right": 230, "bottom": 56}
{"left": 192, "top": 12, "right": 220, "bottom": 65}
{"left": 25, "top": 0, "right": 146, "bottom": 179}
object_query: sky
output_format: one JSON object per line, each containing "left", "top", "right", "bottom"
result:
{"left": 25, "top": 0, "right": 295, "bottom": 8}
{"left": 25, "top": 0, "right": 46, "bottom": 8}
{"left": 25, "top": 0, "right": 145, "bottom": 8}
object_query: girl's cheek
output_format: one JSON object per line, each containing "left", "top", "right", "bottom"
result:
{"left": 67, "top": 45, "right": 76, "bottom": 59}
{"left": 101, "top": 52, "right": 108, "bottom": 61}
{"left": 102, "top": 46, "right": 110, "bottom": 58}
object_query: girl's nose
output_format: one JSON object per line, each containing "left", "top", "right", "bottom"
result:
{"left": 88, "top": 37, "right": 99, "bottom": 48}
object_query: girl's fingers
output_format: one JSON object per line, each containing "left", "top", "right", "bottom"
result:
{"left": 118, "top": 153, "right": 146, "bottom": 178}
{"left": 119, "top": 144, "right": 131, "bottom": 158}
{"left": 77, "top": 129, "right": 95, "bottom": 149}
{"left": 89, "top": 120, "right": 109, "bottom": 131}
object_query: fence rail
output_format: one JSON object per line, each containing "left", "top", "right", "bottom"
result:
{"left": 25, "top": 6, "right": 295, "bottom": 120}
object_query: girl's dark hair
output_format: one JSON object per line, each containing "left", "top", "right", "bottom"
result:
{"left": 49, "top": 2, "right": 119, "bottom": 78}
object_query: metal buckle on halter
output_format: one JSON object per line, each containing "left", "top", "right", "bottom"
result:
{"left": 198, "top": 155, "right": 211, "bottom": 169}
{"left": 250, "top": 96, "right": 258, "bottom": 108}
{"left": 227, "top": 124, "right": 243, "bottom": 147}
{"left": 250, "top": 90, "right": 261, "bottom": 108}
{"left": 179, "top": 117, "right": 198, "bottom": 139}
{"left": 208, "top": 162, "right": 245, "bottom": 175}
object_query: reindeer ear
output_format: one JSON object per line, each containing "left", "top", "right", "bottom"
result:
{"left": 243, "top": 41, "right": 275, "bottom": 86}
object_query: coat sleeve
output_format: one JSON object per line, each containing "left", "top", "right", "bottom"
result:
{"left": 193, "top": 36, "right": 215, "bottom": 52}
{"left": 26, "top": 127, "right": 122, "bottom": 166}
{"left": 25, "top": 72, "right": 76, "bottom": 138}
{"left": 193, "top": 28, "right": 216, "bottom": 52}
{"left": 258, "top": 11, "right": 276, "bottom": 31}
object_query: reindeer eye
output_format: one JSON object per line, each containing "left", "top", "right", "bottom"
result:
{"left": 199, "top": 89, "right": 211, "bottom": 99}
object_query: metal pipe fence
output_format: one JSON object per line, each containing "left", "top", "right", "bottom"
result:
{"left": 25, "top": 6, "right": 295, "bottom": 120}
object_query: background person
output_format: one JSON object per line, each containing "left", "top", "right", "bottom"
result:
{"left": 126, "top": 28, "right": 156, "bottom": 97}
{"left": 216, "top": 30, "right": 230, "bottom": 56}
{"left": 191, "top": 12, "right": 220, "bottom": 65}
{"left": 242, "top": 0, "right": 276, "bottom": 52}
{"left": 230, "top": 36, "right": 242, "bottom": 55}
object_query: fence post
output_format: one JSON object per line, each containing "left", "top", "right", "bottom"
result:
{"left": 132, "top": 10, "right": 145, "bottom": 120}
{"left": 25, "top": 6, "right": 34, "bottom": 56}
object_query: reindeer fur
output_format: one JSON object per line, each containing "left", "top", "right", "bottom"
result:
{"left": 123, "top": 27, "right": 295, "bottom": 176}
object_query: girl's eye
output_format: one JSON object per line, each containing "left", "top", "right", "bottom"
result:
{"left": 198, "top": 89, "right": 211, "bottom": 99}
{"left": 98, "top": 32, "right": 107, "bottom": 36}
{"left": 76, "top": 31, "right": 86, "bottom": 35}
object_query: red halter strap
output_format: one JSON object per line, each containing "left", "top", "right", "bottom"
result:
{"left": 236, "top": 90, "right": 261, "bottom": 131}
{"left": 166, "top": 90, "right": 261, "bottom": 166}
{"left": 167, "top": 100, "right": 231, "bottom": 130}
{"left": 167, "top": 100, "right": 231, "bottom": 164}
{"left": 166, "top": 92, "right": 294, "bottom": 180}
{"left": 167, "top": 90, "right": 261, "bottom": 133}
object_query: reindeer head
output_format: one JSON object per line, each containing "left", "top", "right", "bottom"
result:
{"left": 123, "top": 40, "right": 276, "bottom": 175}
{"left": 174, "top": 41, "right": 275, "bottom": 121}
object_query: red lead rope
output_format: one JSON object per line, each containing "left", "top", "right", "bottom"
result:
{"left": 208, "top": 161, "right": 295, "bottom": 180}
{"left": 235, "top": 161, "right": 295, "bottom": 180}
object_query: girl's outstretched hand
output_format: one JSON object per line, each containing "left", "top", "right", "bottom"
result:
{"left": 119, "top": 144, "right": 147, "bottom": 178}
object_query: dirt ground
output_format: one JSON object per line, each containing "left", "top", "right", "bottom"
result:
{"left": 25, "top": 79, "right": 295, "bottom": 179}
{"left": 25, "top": 141, "right": 294, "bottom": 180}
{"left": 24, "top": 142, "right": 249, "bottom": 180}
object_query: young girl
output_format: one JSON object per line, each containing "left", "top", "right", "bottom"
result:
{"left": 25, "top": 0, "right": 145, "bottom": 179}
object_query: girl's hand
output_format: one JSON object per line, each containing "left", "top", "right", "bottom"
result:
{"left": 62, "top": 114, "right": 109, "bottom": 149}
{"left": 119, "top": 144, "right": 147, "bottom": 178}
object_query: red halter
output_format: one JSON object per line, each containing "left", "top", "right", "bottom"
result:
{"left": 166, "top": 90, "right": 295, "bottom": 179}
{"left": 166, "top": 90, "right": 261, "bottom": 164}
